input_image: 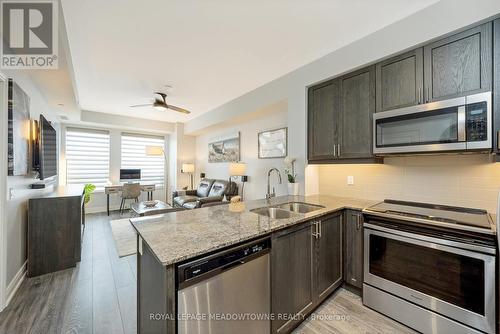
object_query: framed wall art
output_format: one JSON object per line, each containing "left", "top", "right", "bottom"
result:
{"left": 258, "top": 127, "right": 287, "bottom": 159}
{"left": 208, "top": 132, "right": 240, "bottom": 163}
{"left": 7, "top": 79, "right": 30, "bottom": 176}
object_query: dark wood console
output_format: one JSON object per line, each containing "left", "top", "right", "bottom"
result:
{"left": 27, "top": 185, "right": 85, "bottom": 277}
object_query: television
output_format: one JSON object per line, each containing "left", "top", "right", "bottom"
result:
{"left": 120, "top": 169, "right": 141, "bottom": 182}
{"left": 39, "top": 115, "right": 57, "bottom": 180}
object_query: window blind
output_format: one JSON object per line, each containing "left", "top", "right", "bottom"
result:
{"left": 65, "top": 128, "right": 110, "bottom": 189}
{"left": 121, "top": 133, "right": 165, "bottom": 187}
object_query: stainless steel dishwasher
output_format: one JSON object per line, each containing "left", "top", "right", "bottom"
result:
{"left": 177, "top": 238, "right": 270, "bottom": 334}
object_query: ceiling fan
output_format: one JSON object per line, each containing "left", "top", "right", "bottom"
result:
{"left": 130, "top": 92, "right": 191, "bottom": 114}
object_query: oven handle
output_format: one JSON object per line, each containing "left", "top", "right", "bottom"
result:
{"left": 364, "top": 222, "right": 496, "bottom": 256}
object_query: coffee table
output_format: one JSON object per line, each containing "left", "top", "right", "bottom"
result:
{"left": 130, "top": 200, "right": 184, "bottom": 217}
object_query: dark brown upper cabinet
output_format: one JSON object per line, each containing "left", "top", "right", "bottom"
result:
{"left": 423, "top": 22, "right": 492, "bottom": 103}
{"left": 338, "top": 66, "right": 376, "bottom": 160}
{"left": 493, "top": 19, "right": 500, "bottom": 153}
{"left": 376, "top": 48, "right": 424, "bottom": 112}
{"left": 307, "top": 79, "right": 340, "bottom": 161}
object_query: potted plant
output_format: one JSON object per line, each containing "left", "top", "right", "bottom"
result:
{"left": 284, "top": 156, "right": 299, "bottom": 196}
{"left": 84, "top": 184, "right": 96, "bottom": 205}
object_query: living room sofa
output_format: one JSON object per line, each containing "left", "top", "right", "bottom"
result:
{"left": 172, "top": 178, "right": 238, "bottom": 209}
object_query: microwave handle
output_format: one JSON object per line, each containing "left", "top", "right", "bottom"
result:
{"left": 457, "top": 106, "right": 466, "bottom": 142}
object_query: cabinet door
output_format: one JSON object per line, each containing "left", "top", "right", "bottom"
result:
{"left": 339, "top": 66, "right": 375, "bottom": 159}
{"left": 271, "top": 223, "right": 314, "bottom": 333}
{"left": 315, "top": 214, "right": 342, "bottom": 302}
{"left": 344, "top": 210, "right": 363, "bottom": 290}
{"left": 424, "top": 22, "right": 492, "bottom": 102}
{"left": 494, "top": 19, "right": 500, "bottom": 153}
{"left": 376, "top": 48, "right": 424, "bottom": 112}
{"left": 307, "top": 79, "right": 340, "bottom": 161}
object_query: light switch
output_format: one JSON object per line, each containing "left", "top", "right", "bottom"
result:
{"left": 347, "top": 176, "right": 354, "bottom": 185}
{"left": 8, "top": 188, "right": 14, "bottom": 200}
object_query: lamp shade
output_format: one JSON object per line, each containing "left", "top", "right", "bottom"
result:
{"left": 182, "top": 163, "right": 195, "bottom": 173}
{"left": 145, "top": 145, "right": 164, "bottom": 156}
{"left": 229, "top": 162, "right": 246, "bottom": 176}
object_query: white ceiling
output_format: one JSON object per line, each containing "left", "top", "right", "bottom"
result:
{"left": 61, "top": 0, "right": 438, "bottom": 123}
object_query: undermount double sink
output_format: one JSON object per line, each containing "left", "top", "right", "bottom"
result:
{"left": 250, "top": 202, "right": 325, "bottom": 219}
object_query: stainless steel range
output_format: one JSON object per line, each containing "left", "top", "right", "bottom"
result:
{"left": 362, "top": 200, "right": 496, "bottom": 334}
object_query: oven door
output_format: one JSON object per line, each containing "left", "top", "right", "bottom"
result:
{"left": 364, "top": 225, "right": 496, "bottom": 333}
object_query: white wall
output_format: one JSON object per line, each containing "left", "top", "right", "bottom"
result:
{"left": 195, "top": 108, "right": 288, "bottom": 200}
{"left": 185, "top": 0, "right": 500, "bottom": 197}
{"left": 0, "top": 70, "right": 60, "bottom": 303}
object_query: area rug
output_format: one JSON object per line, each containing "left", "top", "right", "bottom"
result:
{"left": 110, "top": 219, "right": 137, "bottom": 257}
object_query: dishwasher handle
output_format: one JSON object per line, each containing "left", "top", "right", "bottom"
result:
{"left": 221, "top": 260, "right": 245, "bottom": 272}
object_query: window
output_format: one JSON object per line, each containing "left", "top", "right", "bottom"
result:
{"left": 121, "top": 133, "right": 165, "bottom": 187}
{"left": 65, "top": 128, "right": 110, "bottom": 189}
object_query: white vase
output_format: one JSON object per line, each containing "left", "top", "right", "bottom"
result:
{"left": 287, "top": 183, "right": 300, "bottom": 196}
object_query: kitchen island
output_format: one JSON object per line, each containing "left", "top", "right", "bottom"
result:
{"left": 131, "top": 195, "right": 375, "bottom": 334}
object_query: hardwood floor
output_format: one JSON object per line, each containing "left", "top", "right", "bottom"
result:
{"left": 293, "top": 289, "right": 416, "bottom": 334}
{"left": 0, "top": 212, "right": 137, "bottom": 334}
{"left": 0, "top": 212, "right": 415, "bottom": 334}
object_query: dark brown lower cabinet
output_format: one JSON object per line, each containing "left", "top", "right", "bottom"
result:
{"left": 271, "top": 213, "right": 343, "bottom": 333}
{"left": 271, "top": 223, "right": 314, "bottom": 333}
{"left": 343, "top": 210, "right": 363, "bottom": 290}
{"left": 315, "top": 214, "right": 343, "bottom": 300}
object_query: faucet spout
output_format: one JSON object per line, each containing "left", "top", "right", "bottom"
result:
{"left": 266, "top": 168, "right": 282, "bottom": 201}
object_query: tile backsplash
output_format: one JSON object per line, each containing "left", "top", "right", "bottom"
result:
{"left": 317, "top": 154, "right": 500, "bottom": 213}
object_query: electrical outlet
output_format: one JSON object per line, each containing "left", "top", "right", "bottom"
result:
{"left": 8, "top": 188, "right": 14, "bottom": 200}
{"left": 347, "top": 176, "right": 354, "bottom": 185}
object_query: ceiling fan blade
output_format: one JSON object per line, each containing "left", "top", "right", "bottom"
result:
{"left": 130, "top": 103, "right": 153, "bottom": 108}
{"left": 167, "top": 104, "right": 191, "bottom": 114}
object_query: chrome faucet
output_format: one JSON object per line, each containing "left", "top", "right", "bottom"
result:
{"left": 266, "top": 168, "right": 282, "bottom": 201}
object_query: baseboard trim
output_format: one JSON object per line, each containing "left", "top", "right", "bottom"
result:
{"left": 5, "top": 260, "right": 26, "bottom": 307}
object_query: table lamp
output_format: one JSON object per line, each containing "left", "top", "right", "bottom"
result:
{"left": 229, "top": 162, "right": 247, "bottom": 200}
{"left": 181, "top": 163, "right": 195, "bottom": 189}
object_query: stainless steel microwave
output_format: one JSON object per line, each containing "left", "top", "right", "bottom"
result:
{"left": 373, "top": 92, "right": 491, "bottom": 155}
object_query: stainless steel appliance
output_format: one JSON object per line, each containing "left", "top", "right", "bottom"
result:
{"left": 373, "top": 92, "right": 491, "bottom": 154}
{"left": 177, "top": 238, "right": 270, "bottom": 334}
{"left": 362, "top": 200, "right": 496, "bottom": 334}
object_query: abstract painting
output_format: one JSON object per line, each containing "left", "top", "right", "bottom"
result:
{"left": 7, "top": 79, "right": 30, "bottom": 176}
{"left": 258, "top": 127, "right": 287, "bottom": 159}
{"left": 208, "top": 132, "right": 240, "bottom": 163}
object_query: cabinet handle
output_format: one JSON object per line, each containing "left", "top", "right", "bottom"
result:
{"left": 356, "top": 214, "right": 361, "bottom": 230}
{"left": 337, "top": 144, "right": 341, "bottom": 157}
{"left": 312, "top": 222, "right": 319, "bottom": 239}
{"left": 318, "top": 220, "right": 322, "bottom": 238}
{"left": 333, "top": 145, "right": 337, "bottom": 158}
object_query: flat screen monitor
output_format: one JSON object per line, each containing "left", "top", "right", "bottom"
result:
{"left": 39, "top": 115, "right": 57, "bottom": 180}
{"left": 120, "top": 169, "right": 141, "bottom": 182}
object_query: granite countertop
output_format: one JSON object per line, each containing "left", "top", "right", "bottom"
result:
{"left": 130, "top": 195, "right": 376, "bottom": 266}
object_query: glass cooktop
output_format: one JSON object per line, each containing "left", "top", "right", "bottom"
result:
{"left": 363, "top": 199, "right": 494, "bottom": 233}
